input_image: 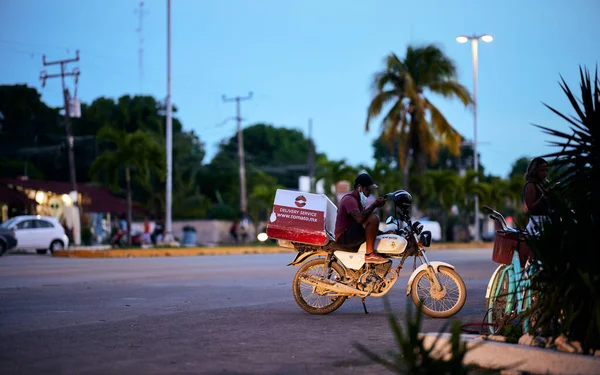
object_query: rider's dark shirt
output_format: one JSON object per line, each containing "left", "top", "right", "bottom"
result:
{"left": 523, "top": 181, "right": 550, "bottom": 215}
{"left": 334, "top": 192, "right": 363, "bottom": 240}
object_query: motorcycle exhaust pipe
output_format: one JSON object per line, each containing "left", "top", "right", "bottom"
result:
{"left": 299, "top": 273, "right": 368, "bottom": 297}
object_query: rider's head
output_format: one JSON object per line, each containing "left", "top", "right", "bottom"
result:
{"left": 354, "top": 173, "right": 378, "bottom": 197}
{"left": 525, "top": 157, "right": 549, "bottom": 182}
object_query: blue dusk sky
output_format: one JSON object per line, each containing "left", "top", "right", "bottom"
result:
{"left": 1, "top": 0, "right": 598, "bottom": 178}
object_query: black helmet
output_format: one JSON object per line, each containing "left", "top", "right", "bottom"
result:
{"left": 388, "top": 190, "right": 412, "bottom": 210}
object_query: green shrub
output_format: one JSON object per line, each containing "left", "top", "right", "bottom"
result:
{"left": 527, "top": 66, "right": 600, "bottom": 352}
{"left": 355, "top": 299, "right": 496, "bottom": 374}
{"left": 81, "top": 227, "right": 93, "bottom": 246}
{"left": 207, "top": 204, "right": 235, "bottom": 220}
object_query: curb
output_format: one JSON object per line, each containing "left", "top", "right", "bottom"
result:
{"left": 429, "top": 242, "right": 492, "bottom": 249}
{"left": 53, "top": 242, "right": 492, "bottom": 259}
{"left": 421, "top": 332, "right": 600, "bottom": 375}
{"left": 53, "top": 246, "right": 296, "bottom": 258}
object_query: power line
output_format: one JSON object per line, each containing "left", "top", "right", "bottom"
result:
{"left": 222, "top": 92, "right": 253, "bottom": 222}
{"left": 0, "top": 38, "right": 129, "bottom": 65}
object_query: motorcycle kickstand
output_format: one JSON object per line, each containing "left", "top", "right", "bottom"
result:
{"left": 361, "top": 297, "right": 369, "bottom": 314}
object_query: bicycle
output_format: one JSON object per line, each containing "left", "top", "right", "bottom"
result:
{"left": 484, "top": 205, "right": 539, "bottom": 335}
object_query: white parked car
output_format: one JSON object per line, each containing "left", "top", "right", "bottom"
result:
{"left": 0, "top": 215, "right": 69, "bottom": 254}
{"left": 420, "top": 220, "right": 442, "bottom": 242}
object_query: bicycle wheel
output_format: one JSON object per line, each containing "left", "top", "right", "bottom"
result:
{"left": 486, "top": 264, "right": 514, "bottom": 334}
{"left": 520, "top": 277, "right": 541, "bottom": 335}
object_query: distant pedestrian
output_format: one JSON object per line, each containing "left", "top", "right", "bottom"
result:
{"left": 142, "top": 217, "right": 152, "bottom": 244}
{"left": 523, "top": 157, "right": 553, "bottom": 233}
{"left": 119, "top": 214, "right": 127, "bottom": 232}
{"left": 152, "top": 220, "right": 164, "bottom": 245}
{"left": 229, "top": 220, "right": 239, "bottom": 243}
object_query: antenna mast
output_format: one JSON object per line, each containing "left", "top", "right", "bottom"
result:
{"left": 135, "top": 1, "right": 147, "bottom": 90}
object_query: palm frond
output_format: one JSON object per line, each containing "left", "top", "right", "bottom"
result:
{"left": 380, "top": 100, "right": 406, "bottom": 132}
{"left": 419, "top": 125, "right": 439, "bottom": 164}
{"left": 372, "top": 69, "right": 405, "bottom": 93}
{"left": 426, "top": 99, "right": 462, "bottom": 156}
{"left": 365, "top": 90, "right": 401, "bottom": 131}
{"left": 428, "top": 80, "right": 473, "bottom": 107}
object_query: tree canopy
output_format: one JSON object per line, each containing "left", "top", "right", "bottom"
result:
{"left": 0, "top": 79, "right": 531, "bottom": 240}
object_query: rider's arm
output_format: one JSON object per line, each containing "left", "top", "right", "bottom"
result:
{"left": 524, "top": 183, "right": 546, "bottom": 211}
{"left": 349, "top": 204, "right": 377, "bottom": 224}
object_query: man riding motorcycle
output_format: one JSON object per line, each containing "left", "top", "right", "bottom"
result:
{"left": 334, "top": 173, "right": 387, "bottom": 263}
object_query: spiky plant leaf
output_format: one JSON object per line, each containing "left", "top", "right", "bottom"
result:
{"left": 526, "top": 65, "right": 600, "bottom": 352}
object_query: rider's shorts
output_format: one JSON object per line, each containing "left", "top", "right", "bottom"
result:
{"left": 337, "top": 222, "right": 366, "bottom": 248}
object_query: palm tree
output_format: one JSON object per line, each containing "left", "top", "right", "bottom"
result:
{"left": 358, "top": 161, "right": 402, "bottom": 195}
{"left": 248, "top": 172, "right": 283, "bottom": 233}
{"left": 420, "top": 169, "right": 463, "bottom": 241}
{"left": 315, "top": 158, "right": 357, "bottom": 204}
{"left": 449, "top": 170, "right": 485, "bottom": 236}
{"left": 90, "top": 127, "right": 166, "bottom": 246}
{"left": 365, "top": 45, "right": 473, "bottom": 189}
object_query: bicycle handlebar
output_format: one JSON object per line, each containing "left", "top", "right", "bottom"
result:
{"left": 483, "top": 205, "right": 511, "bottom": 231}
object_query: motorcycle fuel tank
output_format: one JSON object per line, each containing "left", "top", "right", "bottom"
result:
{"left": 372, "top": 234, "right": 407, "bottom": 254}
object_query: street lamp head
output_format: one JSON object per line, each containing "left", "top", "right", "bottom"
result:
{"left": 480, "top": 34, "right": 494, "bottom": 43}
{"left": 456, "top": 36, "right": 469, "bottom": 44}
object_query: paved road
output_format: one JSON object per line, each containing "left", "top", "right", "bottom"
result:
{"left": 0, "top": 249, "right": 497, "bottom": 375}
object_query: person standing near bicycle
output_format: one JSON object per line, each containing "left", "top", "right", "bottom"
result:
{"left": 523, "top": 157, "right": 554, "bottom": 233}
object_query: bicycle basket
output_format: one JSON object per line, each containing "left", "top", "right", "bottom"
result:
{"left": 492, "top": 230, "right": 533, "bottom": 267}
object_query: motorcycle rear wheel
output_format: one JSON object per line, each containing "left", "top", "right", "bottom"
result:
{"left": 410, "top": 266, "right": 466, "bottom": 318}
{"left": 292, "top": 258, "right": 347, "bottom": 315}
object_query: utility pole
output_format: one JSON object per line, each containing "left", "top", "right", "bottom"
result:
{"left": 222, "top": 92, "right": 253, "bottom": 223}
{"left": 164, "top": 0, "right": 173, "bottom": 243}
{"left": 307, "top": 118, "right": 315, "bottom": 193}
{"left": 40, "top": 50, "right": 81, "bottom": 245}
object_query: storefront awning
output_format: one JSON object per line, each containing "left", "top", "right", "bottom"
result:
{"left": 0, "top": 178, "right": 140, "bottom": 214}
{"left": 0, "top": 185, "right": 36, "bottom": 205}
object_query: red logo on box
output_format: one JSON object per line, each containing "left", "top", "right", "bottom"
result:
{"left": 295, "top": 195, "right": 306, "bottom": 207}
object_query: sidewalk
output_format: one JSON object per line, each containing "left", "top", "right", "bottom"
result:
{"left": 421, "top": 332, "right": 600, "bottom": 375}
{"left": 53, "top": 242, "right": 492, "bottom": 258}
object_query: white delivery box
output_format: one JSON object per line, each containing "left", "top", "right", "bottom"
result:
{"left": 266, "top": 189, "right": 337, "bottom": 246}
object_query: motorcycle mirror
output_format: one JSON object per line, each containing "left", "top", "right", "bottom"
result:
{"left": 385, "top": 216, "right": 394, "bottom": 224}
{"left": 412, "top": 220, "right": 424, "bottom": 234}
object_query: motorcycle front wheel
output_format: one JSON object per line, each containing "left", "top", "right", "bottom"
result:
{"left": 292, "top": 258, "right": 347, "bottom": 315}
{"left": 410, "top": 266, "right": 467, "bottom": 318}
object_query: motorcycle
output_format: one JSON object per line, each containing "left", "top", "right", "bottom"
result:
{"left": 111, "top": 230, "right": 144, "bottom": 248}
{"left": 277, "top": 189, "right": 467, "bottom": 317}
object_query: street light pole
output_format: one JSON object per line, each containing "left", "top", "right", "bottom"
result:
{"left": 456, "top": 34, "right": 493, "bottom": 242}
{"left": 165, "top": 0, "right": 173, "bottom": 242}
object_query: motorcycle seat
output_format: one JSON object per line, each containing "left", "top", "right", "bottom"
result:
{"left": 322, "top": 241, "right": 361, "bottom": 252}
